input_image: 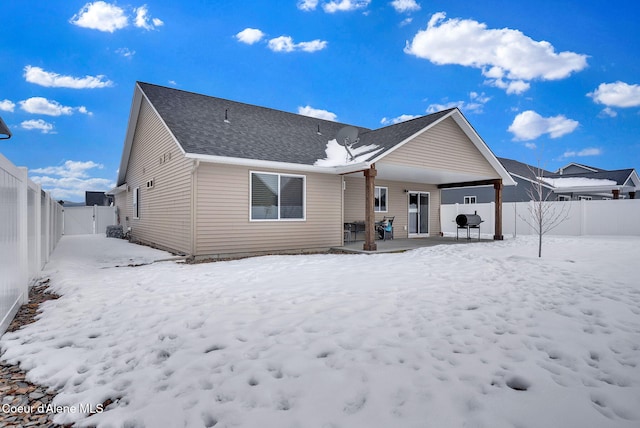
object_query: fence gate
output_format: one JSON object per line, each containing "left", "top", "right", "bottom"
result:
{"left": 63, "top": 206, "right": 116, "bottom": 235}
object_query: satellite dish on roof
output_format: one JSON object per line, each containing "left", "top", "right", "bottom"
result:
{"left": 0, "top": 116, "right": 11, "bottom": 140}
{"left": 335, "top": 126, "right": 359, "bottom": 161}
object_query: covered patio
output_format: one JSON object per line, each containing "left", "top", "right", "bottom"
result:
{"left": 333, "top": 235, "right": 492, "bottom": 254}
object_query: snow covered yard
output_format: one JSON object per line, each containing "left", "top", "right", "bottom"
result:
{"left": 1, "top": 235, "right": 639, "bottom": 428}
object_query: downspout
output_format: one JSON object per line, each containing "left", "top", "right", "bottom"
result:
{"left": 190, "top": 159, "right": 200, "bottom": 259}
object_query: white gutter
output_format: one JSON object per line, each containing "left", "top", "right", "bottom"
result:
{"left": 106, "top": 183, "right": 127, "bottom": 195}
{"left": 184, "top": 152, "right": 371, "bottom": 175}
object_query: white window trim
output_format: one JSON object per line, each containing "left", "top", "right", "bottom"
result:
{"left": 249, "top": 171, "right": 306, "bottom": 222}
{"left": 133, "top": 187, "right": 140, "bottom": 219}
{"left": 375, "top": 186, "right": 388, "bottom": 212}
{"left": 578, "top": 195, "right": 592, "bottom": 201}
{"left": 463, "top": 195, "right": 477, "bottom": 204}
{"left": 556, "top": 195, "right": 570, "bottom": 201}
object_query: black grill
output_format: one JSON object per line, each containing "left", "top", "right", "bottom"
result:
{"left": 455, "top": 213, "right": 482, "bottom": 227}
{"left": 456, "top": 212, "right": 483, "bottom": 240}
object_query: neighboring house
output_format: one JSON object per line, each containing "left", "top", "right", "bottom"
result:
{"left": 442, "top": 158, "right": 639, "bottom": 204}
{"left": 109, "top": 82, "right": 515, "bottom": 258}
{"left": 546, "top": 163, "right": 639, "bottom": 201}
{"left": 85, "top": 191, "right": 114, "bottom": 206}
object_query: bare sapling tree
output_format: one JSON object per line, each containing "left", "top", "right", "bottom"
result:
{"left": 520, "top": 164, "right": 571, "bottom": 257}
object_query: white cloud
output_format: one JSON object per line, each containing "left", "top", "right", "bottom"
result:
{"left": 486, "top": 78, "right": 530, "bottom": 95}
{"left": 524, "top": 142, "right": 537, "bottom": 150}
{"left": 20, "top": 97, "right": 73, "bottom": 116}
{"left": 77, "top": 106, "right": 92, "bottom": 116}
{"left": 297, "top": 40, "right": 328, "bottom": 52}
{"left": 400, "top": 17, "right": 413, "bottom": 26}
{"left": 588, "top": 81, "right": 640, "bottom": 108}
{"left": 297, "top": 0, "right": 319, "bottom": 11}
{"left": 32, "top": 160, "right": 102, "bottom": 178}
{"left": 19, "top": 97, "right": 91, "bottom": 116}
{"left": 24, "top": 66, "right": 113, "bottom": 89}
{"left": 134, "top": 5, "right": 164, "bottom": 30}
{"left": 508, "top": 110, "right": 579, "bottom": 141}
{"left": 70, "top": 2, "right": 163, "bottom": 33}
{"left": 21, "top": 119, "right": 55, "bottom": 134}
{"left": 70, "top": 1, "right": 128, "bottom": 32}
{"left": 598, "top": 107, "right": 617, "bottom": 118}
{"left": 405, "top": 12, "right": 588, "bottom": 94}
{"left": 0, "top": 99, "right": 15, "bottom": 112}
{"left": 30, "top": 160, "right": 115, "bottom": 201}
{"left": 116, "top": 47, "right": 136, "bottom": 57}
{"left": 323, "top": 0, "right": 371, "bottom": 13}
{"left": 298, "top": 105, "right": 337, "bottom": 121}
{"left": 426, "top": 92, "right": 491, "bottom": 114}
{"left": 268, "top": 36, "right": 327, "bottom": 53}
{"left": 380, "top": 114, "right": 421, "bottom": 125}
{"left": 391, "top": 0, "right": 420, "bottom": 13}
{"left": 236, "top": 28, "right": 265, "bottom": 45}
{"left": 561, "top": 147, "right": 602, "bottom": 158}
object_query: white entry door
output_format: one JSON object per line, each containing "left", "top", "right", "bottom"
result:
{"left": 408, "top": 192, "right": 429, "bottom": 237}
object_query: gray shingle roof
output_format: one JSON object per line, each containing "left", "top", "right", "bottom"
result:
{"left": 138, "top": 82, "right": 454, "bottom": 166}
{"left": 139, "top": 82, "right": 368, "bottom": 165}
{"left": 545, "top": 169, "right": 634, "bottom": 185}
{"left": 498, "top": 157, "right": 635, "bottom": 187}
{"left": 497, "top": 157, "right": 554, "bottom": 181}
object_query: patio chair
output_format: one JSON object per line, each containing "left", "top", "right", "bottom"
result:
{"left": 344, "top": 223, "right": 353, "bottom": 244}
{"left": 380, "top": 216, "right": 394, "bottom": 241}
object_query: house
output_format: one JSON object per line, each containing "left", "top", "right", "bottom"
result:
{"left": 109, "top": 82, "right": 515, "bottom": 258}
{"left": 85, "top": 191, "right": 114, "bottom": 206}
{"left": 548, "top": 163, "right": 639, "bottom": 200}
{"left": 442, "top": 158, "right": 639, "bottom": 204}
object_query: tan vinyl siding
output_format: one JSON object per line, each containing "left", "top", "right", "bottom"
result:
{"left": 383, "top": 117, "right": 498, "bottom": 178}
{"left": 343, "top": 175, "right": 441, "bottom": 238}
{"left": 195, "top": 163, "right": 342, "bottom": 256}
{"left": 121, "top": 98, "right": 192, "bottom": 254}
{"left": 114, "top": 191, "right": 130, "bottom": 227}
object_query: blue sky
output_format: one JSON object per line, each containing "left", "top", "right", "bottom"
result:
{"left": 1, "top": 0, "right": 639, "bottom": 201}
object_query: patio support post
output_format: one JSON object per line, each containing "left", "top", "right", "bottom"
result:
{"left": 493, "top": 179, "right": 503, "bottom": 240}
{"left": 363, "top": 165, "right": 377, "bottom": 251}
{"left": 612, "top": 189, "right": 620, "bottom": 200}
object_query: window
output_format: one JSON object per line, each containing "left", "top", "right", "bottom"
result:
{"left": 556, "top": 195, "right": 570, "bottom": 201}
{"left": 578, "top": 196, "right": 592, "bottom": 201}
{"left": 464, "top": 196, "right": 477, "bottom": 204}
{"left": 133, "top": 187, "right": 140, "bottom": 219}
{"left": 251, "top": 172, "right": 305, "bottom": 220}
{"left": 375, "top": 186, "right": 387, "bottom": 212}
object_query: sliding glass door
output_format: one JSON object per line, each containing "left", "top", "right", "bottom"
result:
{"left": 408, "top": 192, "right": 429, "bottom": 237}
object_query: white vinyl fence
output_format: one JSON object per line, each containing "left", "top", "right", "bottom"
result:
{"left": 441, "top": 199, "right": 640, "bottom": 238}
{"left": 0, "top": 153, "right": 63, "bottom": 333}
{"left": 63, "top": 205, "right": 116, "bottom": 236}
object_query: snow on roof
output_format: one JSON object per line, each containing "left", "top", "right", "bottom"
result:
{"left": 539, "top": 176, "right": 618, "bottom": 188}
{"left": 314, "top": 139, "right": 383, "bottom": 167}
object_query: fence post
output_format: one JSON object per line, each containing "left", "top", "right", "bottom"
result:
{"left": 34, "top": 182, "right": 42, "bottom": 281}
{"left": 43, "top": 191, "right": 50, "bottom": 264}
{"left": 580, "top": 199, "right": 586, "bottom": 236}
{"left": 17, "top": 167, "right": 29, "bottom": 304}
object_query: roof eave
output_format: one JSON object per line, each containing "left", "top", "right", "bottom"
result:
{"left": 106, "top": 183, "right": 127, "bottom": 195}
{"left": 552, "top": 185, "right": 626, "bottom": 193}
{"left": 184, "top": 152, "right": 370, "bottom": 174}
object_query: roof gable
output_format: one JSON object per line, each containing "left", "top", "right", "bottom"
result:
{"left": 557, "top": 162, "right": 605, "bottom": 174}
